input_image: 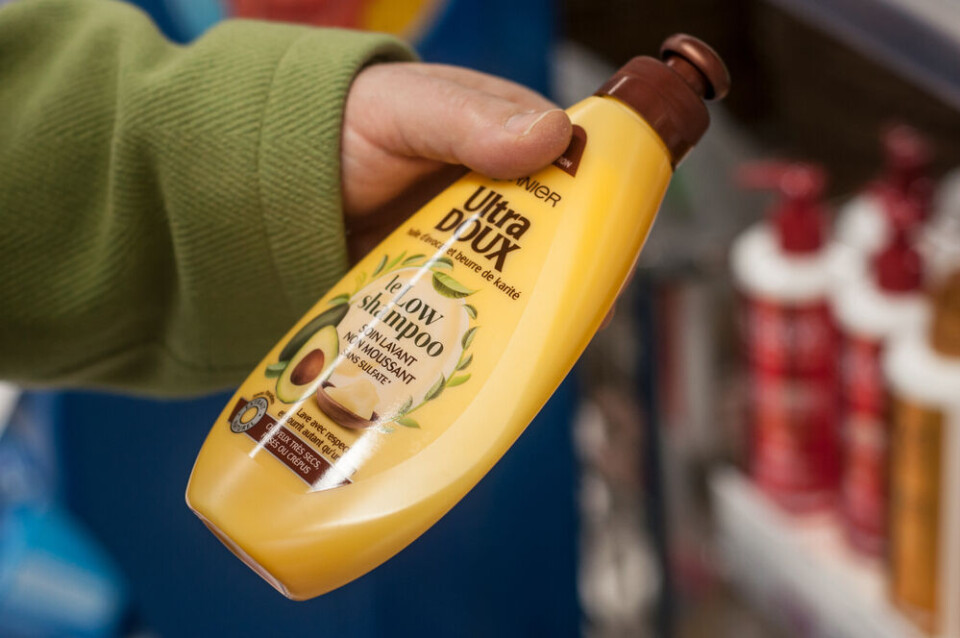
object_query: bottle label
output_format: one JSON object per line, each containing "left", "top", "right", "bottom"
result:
{"left": 742, "top": 297, "right": 840, "bottom": 509}
{"left": 553, "top": 125, "right": 587, "bottom": 177}
{"left": 746, "top": 298, "right": 836, "bottom": 373}
{"left": 839, "top": 334, "right": 889, "bottom": 555}
{"left": 221, "top": 178, "right": 565, "bottom": 490}
{"left": 890, "top": 397, "right": 943, "bottom": 634}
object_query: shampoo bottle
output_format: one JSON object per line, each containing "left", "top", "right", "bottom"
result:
{"left": 731, "top": 163, "right": 839, "bottom": 512}
{"left": 186, "top": 35, "right": 730, "bottom": 600}
{"left": 886, "top": 271, "right": 960, "bottom": 636}
{"left": 834, "top": 201, "right": 928, "bottom": 557}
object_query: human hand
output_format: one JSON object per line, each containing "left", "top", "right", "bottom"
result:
{"left": 340, "top": 62, "right": 572, "bottom": 261}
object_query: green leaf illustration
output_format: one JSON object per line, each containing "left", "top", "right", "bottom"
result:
{"left": 403, "top": 254, "right": 426, "bottom": 266}
{"left": 433, "top": 271, "right": 476, "bottom": 299}
{"left": 464, "top": 304, "right": 478, "bottom": 319}
{"left": 447, "top": 374, "right": 471, "bottom": 387}
{"left": 424, "top": 375, "right": 446, "bottom": 402}
{"left": 456, "top": 353, "right": 473, "bottom": 371}
{"left": 395, "top": 417, "right": 421, "bottom": 429}
{"left": 397, "top": 396, "right": 413, "bottom": 415}
{"left": 428, "top": 256, "right": 454, "bottom": 270}
{"left": 461, "top": 326, "right": 479, "bottom": 350}
{"left": 327, "top": 293, "right": 350, "bottom": 306}
{"left": 372, "top": 254, "right": 388, "bottom": 276}
{"left": 265, "top": 362, "right": 287, "bottom": 378}
{"left": 378, "top": 425, "right": 397, "bottom": 434}
{"left": 384, "top": 250, "right": 407, "bottom": 272}
{"left": 355, "top": 271, "right": 367, "bottom": 289}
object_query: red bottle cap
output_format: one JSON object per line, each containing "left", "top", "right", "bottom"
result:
{"left": 879, "top": 123, "right": 932, "bottom": 194}
{"left": 873, "top": 123, "right": 934, "bottom": 222}
{"left": 738, "top": 161, "right": 828, "bottom": 255}
{"left": 891, "top": 175, "right": 934, "bottom": 225}
{"left": 873, "top": 198, "right": 923, "bottom": 293}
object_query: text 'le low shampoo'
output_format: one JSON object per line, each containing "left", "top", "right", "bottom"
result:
{"left": 186, "top": 35, "right": 730, "bottom": 600}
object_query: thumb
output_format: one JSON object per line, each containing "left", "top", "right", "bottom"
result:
{"left": 344, "top": 64, "right": 573, "bottom": 180}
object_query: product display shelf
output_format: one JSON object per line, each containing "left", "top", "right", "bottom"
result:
{"left": 711, "top": 469, "right": 925, "bottom": 638}
{"left": 766, "top": 0, "right": 960, "bottom": 111}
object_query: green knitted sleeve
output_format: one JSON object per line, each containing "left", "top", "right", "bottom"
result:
{"left": 0, "top": 0, "right": 415, "bottom": 396}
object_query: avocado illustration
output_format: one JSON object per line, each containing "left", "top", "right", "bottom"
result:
{"left": 278, "top": 303, "right": 349, "bottom": 363}
{"left": 276, "top": 325, "right": 339, "bottom": 403}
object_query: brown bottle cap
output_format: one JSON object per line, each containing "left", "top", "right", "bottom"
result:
{"left": 931, "top": 271, "right": 960, "bottom": 358}
{"left": 596, "top": 34, "right": 730, "bottom": 166}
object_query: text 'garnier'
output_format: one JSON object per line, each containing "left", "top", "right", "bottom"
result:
{"left": 434, "top": 186, "right": 530, "bottom": 272}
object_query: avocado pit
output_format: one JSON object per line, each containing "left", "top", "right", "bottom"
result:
{"left": 289, "top": 349, "right": 325, "bottom": 385}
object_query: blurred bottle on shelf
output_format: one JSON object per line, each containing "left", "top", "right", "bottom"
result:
{"left": 573, "top": 393, "right": 658, "bottom": 638}
{"left": 885, "top": 271, "right": 960, "bottom": 636}
{"left": 0, "top": 386, "right": 54, "bottom": 508}
{"left": 832, "top": 123, "right": 933, "bottom": 289}
{"left": 731, "top": 162, "right": 840, "bottom": 513}
{"left": 833, "top": 201, "right": 929, "bottom": 558}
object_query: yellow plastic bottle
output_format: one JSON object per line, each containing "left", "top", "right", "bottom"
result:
{"left": 187, "top": 34, "right": 730, "bottom": 600}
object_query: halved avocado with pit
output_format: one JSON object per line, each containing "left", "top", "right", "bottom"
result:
{"left": 276, "top": 325, "right": 339, "bottom": 403}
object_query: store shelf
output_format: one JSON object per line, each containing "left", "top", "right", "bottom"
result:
{"left": 711, "top": 469, "right": 925, "bottom": 638}
{"left": 766, "top": 0, "right": 960, "bottom": 111}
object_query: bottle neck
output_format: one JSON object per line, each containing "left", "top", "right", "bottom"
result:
{"left": 775, "top": 200, "right": 824, "bottom": 255}
{"left": 874, "top": 235, "right": 922, "bottom": 294}
{"left": 594, "top": 57, "right": 709, "bottom": 167}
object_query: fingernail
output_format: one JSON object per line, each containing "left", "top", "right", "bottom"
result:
{"left": 505, "top": 109, "right": 556, "bottom": 136}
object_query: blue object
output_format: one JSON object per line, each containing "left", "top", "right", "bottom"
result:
{"left": 162, "top": 0, "right": 224, "bottom": 40}
{"left": 0, "top": 395, "right": 58, "bottom": 508}
{"left": 418, "top": 0, "right": 555, "bottom": 96}
{"left": 118, "top": 0, "right": 192, "bottom": 43}
{"left": 0, "top": 507, "right": 126, "bottom": 638}
{"left": 0, "top": 392, "right": 126, "bottom": 638}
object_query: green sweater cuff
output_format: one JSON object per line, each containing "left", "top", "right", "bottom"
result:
{"left": 257, "top": 28, "right": 412, "bottom": 321}
{"left": 156, "top": 22, "right": 416, "bottom": 391}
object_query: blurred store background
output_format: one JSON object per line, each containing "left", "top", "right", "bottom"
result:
{"left": 2, "top": 0, "right": 960, "bottom": 636}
